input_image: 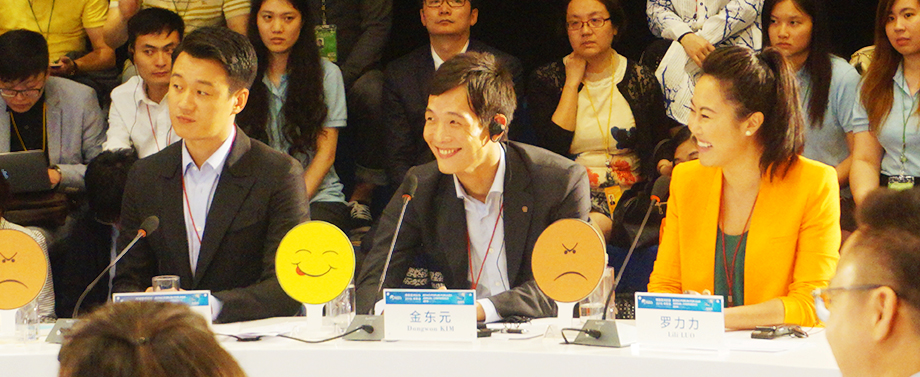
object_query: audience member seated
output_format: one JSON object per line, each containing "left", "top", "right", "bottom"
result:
{"left": 763, "top": 0, "right": 865, "bottom": 232}
{"left": 104, "top": 8, "right": 184, "bottom": 158}
{"left": 645, "top": 0, "right": 762, "bottom": 125}
{"left": 822, "top": 188, "right": 920, "bottom": 377}
{"left": 356, "top": 52, "right": 591, "bottom": 322}
{"left": 850, "top": 0, "right": 920, "bottom": 206}
{"left": 0, "top": 30, "right": 105, "bottom": 194}
{"left": 58, "top": 301, "right": 246, "bottom": 377}
{"left": 51, "top": 150, "right": 138, "bottom": 318}
{"left": 383, "top": 0, "right": 524, "bottom": 187}
{"left": 112, "top": 27, "right": 308, "bottom": 323}
{"left": 306, "top": 0, "right": 391, "bottom": 227}
{"left": 1, "top": 0, "right": 118, "bottom": 107}
{"left": 0, "top": 174, "right": 54, "bottom": 320}
{"left": 528, "top": 0, "right": 674, "bottom": 242}
{"left": 238, "top": 0, "right": 351, "bottom": 232}
{"left": 648, "top": 46, "right": 841, "bottom": 329}
{"left": 103, "top": 0, "right": 250, "bottom": 48}
{"left": 657, "top": 126, "right": 698, "bottom": 176}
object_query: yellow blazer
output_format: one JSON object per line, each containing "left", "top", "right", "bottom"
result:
{"left": 648, "top": 158, "right": 841, "bottom": 326}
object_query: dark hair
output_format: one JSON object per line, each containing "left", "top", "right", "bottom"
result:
{"left": 85, "top": 150, "right": 139, "bottom": 224}
{"left": 58, "top": 301, "right": 246, "bottom": 377}
{"left": 667, "top": 126, "right": 693, "bottom": 159}
{"left": 862, "top": 0, "right": 911, "bottom": 133}
{"left": 171, "top": 26, "right": 257, "bottom": 93}
{"left": 702, "top": 46, "right": 804, "bottom": 179}
{"left": 0, "top": 171, "right": 10, "bottom": 217}
{"left": 238, "top": 0, "right": 327, "bottom": 155}
{"left": 852, "top": 188, "right": 920, "bottom": 315}
{"left": 419, "top": 0, "right": 479, "bottom": 10}
{"left": 566, "top": 0, "right": 627, "bottom": 43}
{"left": 127, "top": 7, "right": 185, "bottom": 52}
{"left": 0, "top": 29, "right": 49, "bottom": 83}
{"left": 429, "top": 51, "right": 517, "bottom": 128}
{"left": 762, "top": 0, "right": 832, "bottom": 129}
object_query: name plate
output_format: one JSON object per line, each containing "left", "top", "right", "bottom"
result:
{"left": 384, "top": 289, "right": 476, "bottom": 341}
{"left": 113, "top": 291, "right": 213, "bottom": 326}
{"left": 635, "top": 292, "right": 724, "bottom": 349}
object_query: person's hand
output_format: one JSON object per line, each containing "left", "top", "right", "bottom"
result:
{"left": 475, "top": 302, "right": 485, "bottom": 322}
{"left": 119, "top": 0, "right": 142, "bottom": 18}
{"left": 657, "top": 159, "right": 674, "bottom": 176}
{"left": 679, "top": 33, "right": 715, "bottom": 67}
{"left": 49, "top": 56, "right": 76, "bottom": 77}
{"left": 47, "top": 168, "right": 62, "bottom": 188}
{"left": 562, "top": 53, "right": 587, "bottom": 89}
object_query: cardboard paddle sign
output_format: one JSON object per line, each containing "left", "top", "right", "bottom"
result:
{"left": 276, "top": 221, "right": 355, "bottom": 305}
{"left": 531, "top": 219, "right": 607, "bottom": 303}
{"left": 0, "top": 229, "right": 47, "bottom": 310}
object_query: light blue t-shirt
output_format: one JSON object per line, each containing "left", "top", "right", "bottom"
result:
{"left": 798, "top": 56, "right": 864, "bottom": 169}
{"left": 852, "top": 63, "right": 920, "bottom": 176}
{"left": 264, "top": 58, "right": 347, "bottom": 204}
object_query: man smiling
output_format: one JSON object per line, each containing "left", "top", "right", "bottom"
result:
{"left": 113, "top": 27, "right": 308, "bottom": 323}
{"left": 357, "top": 52, "right": 589, "bottom": 322}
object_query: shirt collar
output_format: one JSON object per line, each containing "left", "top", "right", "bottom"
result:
{"left": 261, "top": 74, "right": 289, "bottom": 95}
{"left": 182, "top": 126, "right": 237, "bottom": 174}
{"left": 431, "top": 40, "right": 470, "bottom": 71}
{"left": 454, "top": 147, "right": 506, "bottom": 200}
{"left": 134, "top": 77, "right": 168, "bottom": 106}
{"left": 895, "top": 63, "right": 911, "bottom": 96}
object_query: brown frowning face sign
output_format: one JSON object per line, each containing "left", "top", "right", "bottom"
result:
{"left": 532, "top": 219, "right": 606, "bottom": 303}
{"left": 0, "top": 229, "right": 47, "bottom": 310}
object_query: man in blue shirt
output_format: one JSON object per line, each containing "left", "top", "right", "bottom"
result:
{"left": 113, "top": 27, "right": 309, "bottom": 323}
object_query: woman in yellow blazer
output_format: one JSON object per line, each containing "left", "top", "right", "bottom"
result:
{"left": 648, "top": 46, "right": 841, "bottom": 329}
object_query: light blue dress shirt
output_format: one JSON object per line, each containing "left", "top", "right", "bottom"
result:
{"left": 799, "top": 56, "right": 864, "bottom": 169}
{"left": 852, "top": 63, "right": 920, "bottom": 176}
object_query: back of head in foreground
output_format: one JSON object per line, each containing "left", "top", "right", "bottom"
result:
{"left": 58, "top": 301, "right": 246, "bottom": 377}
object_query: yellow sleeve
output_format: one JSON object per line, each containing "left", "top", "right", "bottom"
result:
{"left": 648, "top": 166, "right": 684, "bottom": 294}
{"left": 223, "top": 0, "right": 252, "bottom": 20}
{"left": 82, "top": 0, "right": 109, "bottom": 29}
{"left": 780, "top": 164, "right": 841, "bottom": 326}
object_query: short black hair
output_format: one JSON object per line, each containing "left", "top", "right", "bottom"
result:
{"left": 85, "top": 149, "right": 139, "bottom": 223}
{"left": 0, "top": 171, "right": 10, "bottom": 217}
{"left": 566, "top": 0, "right": 627, "bottom": 42}
{"left": 0, "top": 29, "right": 49, "bottom": 83}
{"left": 429, "top": 52, "right": 516, "bottom": 129}
{"left": 853, "top": 189, "right": 920, "bottom": 314}
{"left": 127, "top": 7, "right": 185, "bottom": 51}
{"left": 171, "top": 26, "right": 257, "bottom": 93}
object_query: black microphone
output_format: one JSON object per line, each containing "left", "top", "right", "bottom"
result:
{"left": 601, "top": 176, "right": 670, "bottom": 320}
{"left": 72, "top": 215, "right": 159, "bottom": 318}
{"left": 374, "top": 174, "right": 417, "bottom": 311}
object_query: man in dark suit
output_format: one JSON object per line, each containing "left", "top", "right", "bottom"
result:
{"left": 113, "top": 27, "right": 308, "bottom": 323}
{"left": 357, "top": 52, "right": 590, "bottom": 321}
{"left": 383, "top": 0, "right": 525, "bottom": 186}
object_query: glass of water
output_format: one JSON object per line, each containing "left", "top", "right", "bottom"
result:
{"left": 327, "top": 283, "right": 356, "bottom": 334}
{"left": 579, "top": 266, "right": 615, "bottom": 321}
{"left": 152, "top": 275, "right": 180, "bottom": 292}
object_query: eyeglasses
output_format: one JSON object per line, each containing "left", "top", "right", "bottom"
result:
{"left": 425, "top": 0, "right": 466, "bottom": 8}
{"left": 812, "top": 285, "right": 887, "bottom": 322}
{"left": 0, "top": 87, "right": 43, "bottom": 99}
{"left": 566, "top": 17, "right": 611, "bottom": 31}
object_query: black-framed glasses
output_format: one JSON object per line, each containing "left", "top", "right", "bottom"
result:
{"left": 566, "top": 17, "right": 610, "bottom": 31}
{"left": 0, "top": 87, "right": 43, "bottom": 99}
{"left": 425, "top": 0, "right": 466, "bottom": 8}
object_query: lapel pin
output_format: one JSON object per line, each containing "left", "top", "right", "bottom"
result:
{"left": 522, "top": 206, "right": 528, "bottom": 213}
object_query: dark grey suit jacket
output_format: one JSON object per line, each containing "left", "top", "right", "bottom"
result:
{"left": 113, "top": 128, "right": 309, "bottom": 323}
{"left": 356, "top": 142, "right": 590, "bottom": 318}
{"left": 382, "top": 39, "right": 524, "bottom": 185}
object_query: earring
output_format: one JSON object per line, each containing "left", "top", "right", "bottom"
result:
{"left": 745, "top": 130, "right": 752, "bottom": 136}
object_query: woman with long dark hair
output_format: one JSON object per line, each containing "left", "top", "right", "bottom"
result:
{"left": 648, "top": 46, "right": 840, "bottom": 329}
{"left": 238, "top": 0, "right": 350, "bottom": 229}
{"left": 851, "top": 0, "right": 920, "bottom": 205}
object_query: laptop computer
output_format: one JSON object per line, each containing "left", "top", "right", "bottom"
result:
{"left": 0, "top": 150, "right": 53, "bottom": 193}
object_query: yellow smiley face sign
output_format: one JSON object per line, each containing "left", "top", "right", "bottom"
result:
{"left": 532, "top": 219, "right": 607, "bottom": 303}
{"left": 0, "top": 229, "right": 48, "bottom": 310}
{"left": 276, "top": 221, "right": 355, "bottom": 305}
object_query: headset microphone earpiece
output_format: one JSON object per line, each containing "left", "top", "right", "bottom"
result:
{"left": 488, "top": 119, "right": 504, "bottom": 141}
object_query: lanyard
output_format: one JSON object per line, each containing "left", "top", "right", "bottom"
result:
{"left": 181, "top": 174, "right": 204, "bottom": 246}
{"left": 9, "top": 103, "right": 47, "bottom": 152}
{"left": 145, "top": 103, "right": 173, "bottom": 152}
{"left": 466, "top": 203, "right": 504, "bottom": 290}
{"left": 583, "top": 54, "right": 616, "bottom": 166}
{"left": 170, "top": 0, "right": 191, "bottom": 18}
{"left": 899, "top": 94, "right": 919, "bottom": 175}
{"left": 27, "top": 0, "right": 55, "bottom": 39}
{"left": 320, "top": 0, "right": 327, "bottom": 25}
{"left": 718, "top": 189, "right": 757, "bottom": 307}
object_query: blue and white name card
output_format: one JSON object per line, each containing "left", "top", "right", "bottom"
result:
{"left": 384, "top": 289, "right": 476, "bottom": 341}
{"left": 635, "top": 292, "right": 724, "bottom": 349}
{"left": 113, "top": 291, "right": 212, "bottom": 326}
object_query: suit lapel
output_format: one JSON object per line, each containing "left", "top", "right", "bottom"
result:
{"left": 157, "top": 146, "right": 194, "bottom": 284}
{"left": 192, "top": 131, "right": 254, "bottom": 286}
{"left": 45, "top": 96, "right": 62, "bottom": 164}
{"left": 0, "top": 105, "right": 9, "bottom": 152}
{"left": 433, "top": 174, "right": 469, "bottom": 288}
{"left": 501, "top": 145, "right": 533, "bottom": 285}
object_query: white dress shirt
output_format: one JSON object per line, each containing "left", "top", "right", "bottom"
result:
{"left": 105, "top": 76, "right": 179, "bottom": 158}
{"left": 453, "top": 150, "right": 508, "bottom": 323}
{"left": 431, "top": 40, "right": 470, "bottom": 71}
{"left": 181, "top": 127, "right": 235, "bottom": 275}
